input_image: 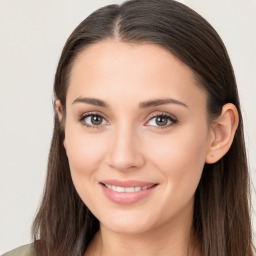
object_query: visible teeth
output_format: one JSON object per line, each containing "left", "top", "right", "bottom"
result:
{"left": 116, "top": 186, "right": 125, "bottom": 192}
{"left": 104, "top": 184, "right": 154, "bottom": 193}
{"left": 125, "top": 187, "right": 135, "bottom": 192}
{"left": 134, "top": 186, "right": 141, "bottom": 192}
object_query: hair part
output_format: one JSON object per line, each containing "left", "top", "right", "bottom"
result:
{"left": 32, "top": 1, "right": 254, "bottom": 255}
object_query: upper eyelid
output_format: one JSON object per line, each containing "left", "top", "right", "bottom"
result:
{"left": 80, "top": 111, "right": 109, "bottom": 121}
{"left": 146, "top": 111, "right": 177, "bottom": 121}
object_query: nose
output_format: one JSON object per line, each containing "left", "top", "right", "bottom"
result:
{"left": 107, "top": 124, "right": 145, "bottom": 172}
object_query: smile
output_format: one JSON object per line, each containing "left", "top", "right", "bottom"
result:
{"left": 103, "top": 184, "right": 155, "bottom": 193}
{"left": 99, "top": 180, "right": 158, "bottom": 205}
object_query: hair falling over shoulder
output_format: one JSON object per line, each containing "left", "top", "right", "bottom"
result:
{"left": 31, "top": 0, "right": 255, "bottom": 255}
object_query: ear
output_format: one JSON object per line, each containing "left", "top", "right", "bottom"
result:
{"left": 55, "top": 99, "right": 63, "bottom": 122}
{"left": 206, "top": 103, "right": 239, "bottom": 164}
{"left": 55, "top": 99, "right": 66, "bottom": 149}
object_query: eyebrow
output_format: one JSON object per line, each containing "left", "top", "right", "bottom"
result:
{"left": 72, "top": 97, "right": 188, "bottom": 109}
{"left": 72, "top": 97, "right": 108, "bottom": 107}
{"left": 139, "top": 98, "right": 188, "bottom": 108}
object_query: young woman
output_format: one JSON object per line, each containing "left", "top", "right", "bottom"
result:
{"left": 3, "top": 0, "right": 255, "bottom": 255}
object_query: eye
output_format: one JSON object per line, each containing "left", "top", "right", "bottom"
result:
{"left": 80, "top": 113, "right": 108, "bottom": 128}
{"left": 146, "top": 113, "right": 177, "bottom": 128}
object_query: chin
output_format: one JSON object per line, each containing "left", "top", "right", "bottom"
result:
{"left": 103, "top": 222, "right": 150, "bottom": 235}
{"left": 99, "top": 211, "right": 158, "bottom": 235}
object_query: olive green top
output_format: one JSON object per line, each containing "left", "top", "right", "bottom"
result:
{"left": 2, "top": 244, "right": 34, "bottom": 256}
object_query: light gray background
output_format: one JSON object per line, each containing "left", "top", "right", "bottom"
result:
{"left": 0, "top": 0, "right": 255, "bottom": 253}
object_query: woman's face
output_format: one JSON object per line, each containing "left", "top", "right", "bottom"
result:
{"left": 62, "top": 41, "right": 212, "bottom": 234}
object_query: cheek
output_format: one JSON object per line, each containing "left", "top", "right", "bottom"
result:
{"left": 149, "top": 126, "right": 208, "bottom": 170}
{"left": 146, "top": 124, "right": 209, "bottom": 204}
{"left": 65, "top": 127, "right": 106, "bottom": 172}
{"left": 63, "top": 124, "right": 108, "bottom": 200}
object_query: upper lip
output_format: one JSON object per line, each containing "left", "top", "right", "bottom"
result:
{"left": 100, "top": 179, "right": 158, "bottom": 187}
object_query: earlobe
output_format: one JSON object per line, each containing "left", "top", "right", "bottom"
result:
{"left": 206, "top": 103, "right": 239, "bottom": 164}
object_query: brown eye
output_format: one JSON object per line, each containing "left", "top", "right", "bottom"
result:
{"left": 155, "top": 116, "right": 169, "bottom": 126}
{"left": 80, "top": 113, "right": 108, "bottom": 128}
{"left": 91, "top": 115, "right": 103, "bottom": 125}
{"left": 147, "top": 114, "right": 177, "bottom": 128}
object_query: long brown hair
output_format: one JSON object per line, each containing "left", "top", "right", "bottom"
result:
{"left": 32, "top": 0, "right": 254, "bottom": 255}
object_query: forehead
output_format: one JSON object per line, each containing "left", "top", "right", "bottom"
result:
{"left": 67, "top": 40, "right": 206, "bottom": 110}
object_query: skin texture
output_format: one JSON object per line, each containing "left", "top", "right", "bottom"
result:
{"left": 56, "top": 40, "right": 239, "bottom": 256}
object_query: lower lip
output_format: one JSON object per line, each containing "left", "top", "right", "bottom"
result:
{"left": 100, "top": 183, "right": 158, "bottom": 205}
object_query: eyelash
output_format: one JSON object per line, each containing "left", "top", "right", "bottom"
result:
{"left": 79, "top": 111, "right": 178, "bottom": 129}
{"left": 146, "top": 112, "right": 178, "bottom": 129}
{"left": 79, "top": 111, "right": 107, "bottom": 129}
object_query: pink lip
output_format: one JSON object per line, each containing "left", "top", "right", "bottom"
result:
{"left": 99, "top": 180, "right": 158, "bottom": 205}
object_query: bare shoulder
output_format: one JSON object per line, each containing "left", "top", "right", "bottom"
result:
{"left": 2, "top": 244, "right": 34, "bottom": 256}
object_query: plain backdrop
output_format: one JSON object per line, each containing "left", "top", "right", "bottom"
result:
{"left": 0, "top": 0, "right": 255, "bottom": 253}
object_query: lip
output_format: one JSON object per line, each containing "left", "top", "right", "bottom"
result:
{"left": 100, "top": 179, "right": 156, "bottom": 187}
{"left": 99, "top": 180, "right": 158, "bottom": 205}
